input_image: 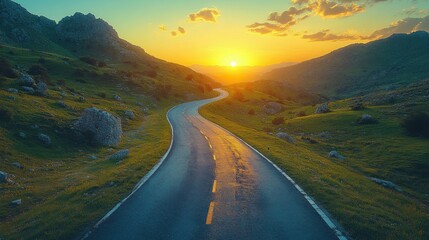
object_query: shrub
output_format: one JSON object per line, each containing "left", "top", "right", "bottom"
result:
{"left": 0, "top": 58, "right": 18, "bottom": 78}
{"left": 295, "top": 111, "right": 307, "bottom": 117}
{"left": 248, "top": 109, "right": 255, "bottom": 115}
{"left": 79, "top": 56, "right": 98, "bottom": 66}
{"left": 28, "top": 64, "right": 48, "bottom": 77}
{"left": 0, "top": 108, "right": 13, "bottom": 122}
{"left": 401, "top": 112, "right": 429, "bottom": 138}
{"left": 272, "top": 117, "right": 285, "bottom": 125}
{"left": 350, "top": 102, "right": 365, "bottom": 111}
{"left": 232, "top": 90, "right": 245, "bottom": 102}
{"left": 98, "top": 92, "right": 107, "bottom": 98}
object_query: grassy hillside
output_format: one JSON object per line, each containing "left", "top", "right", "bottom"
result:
{"left": 0, "top": 44, "right": 218, "bottom": 239}
{"left": 200, "top": 84, "right": 429, "bottom": 239}
{"left": 263, "top": 31, "right": 429, "bottom": 98}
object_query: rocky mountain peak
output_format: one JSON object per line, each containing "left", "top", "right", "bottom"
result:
{"left": 57, "top": 12, "right": 119, "bottom": 43}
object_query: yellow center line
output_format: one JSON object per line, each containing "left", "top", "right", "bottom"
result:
{"left": 206, "top": 201, "right": 215, "bottom": 225}
{"left": 212, "top": 180, "right": 217, "bottom": 193}
{"left": 204, "top": 135, "right": 208, "bottom": 141}
{"left": 213, "top": 154, "right": 216, "bottom": 161}
{"left": 209, "top": 143, "right": 213, "bottom": 149}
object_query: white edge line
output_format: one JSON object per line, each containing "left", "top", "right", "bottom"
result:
{"left": 197, "top": 89, "right": 348, "bottom": 240}
{"left": 81, "top": 106, "right": 177, "bottom": 239}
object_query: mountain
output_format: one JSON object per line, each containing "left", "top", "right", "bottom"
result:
{"left": 262, "top": 31, "right": 429, "bottom": 98}
{"left": 190, "top": 62, "right": 296, "bottom": 85}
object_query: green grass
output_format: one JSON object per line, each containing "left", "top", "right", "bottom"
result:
{"left": 200, "top": 87, "right": 429, "bottom": 240}
{"left": 0, "top": 44, "right": 218, "bottom": 239}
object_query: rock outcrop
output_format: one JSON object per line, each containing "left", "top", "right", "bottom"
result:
{"left": 124, "top": 110, "right": 135, "bottom": 119}
{"left": 38, "top": 133, "right": 51, "bottom": 146}
{"left": 263, "top": 102, "right": 283, "bottom": 115}
{"left": 357, "top": 114, "right": 377, "bottom": 125}
{"left": 276, "top": 132, "right": 295, "bottom": 143}
{"left": 35, "top": 81, "right": 48, "bottom": 96}
{"left": 0, "top": 171, "right": 8, "bottom": 182}
{"left": 315, "top": 103, "right": 330, "bottom": 114}
{"left": 75, "top": 107, "right": 122, "bottom": 146}
{"left": 109, "top": 149, "right": 129, "bottom": 161}
{"left": 328, "top": 150, "right": 345, "bottom": 160}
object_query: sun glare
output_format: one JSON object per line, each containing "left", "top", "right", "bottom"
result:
{"left": 230, "top": 61, "right": 237, "bottom": 67}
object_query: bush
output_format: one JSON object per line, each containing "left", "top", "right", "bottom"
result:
{"left": 295, "top": 111, "right": 306, "bottom": 117}
{"left": 80, "top": 56, "right": 98, "bottom": 66}
{"left": 28, "top": 64, "right": 48, "bottom": 77}
{"left": 98, "top": 92, "right": 107, "bottom": 98}
{"left": 350, "top": 102, "right": 365, "bottom": 111}
{"left": 248, "top": 109, "right": 255, "bottom": 115}
{"left": 401, "top": 112, "right": 429, "bottom": 138}
{"left": 0, "top": 58, "right": 18, "bottom": 78}
{"left": 0, "top": 108, "right": 13, "bottom": 122}
{"left": 272, "top": 117, "right": 285, "bottom": 125}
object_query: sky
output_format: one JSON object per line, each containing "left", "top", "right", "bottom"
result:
{"left": 13, "top": 0, "right": 429, "bottom": 66}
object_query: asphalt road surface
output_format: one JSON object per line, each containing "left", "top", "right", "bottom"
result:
{"left": 86, "top": 89, "right": 339, "bottom": 240}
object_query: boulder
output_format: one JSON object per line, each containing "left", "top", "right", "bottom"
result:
{"left": 11, "top": 162, "right": 23, "bottom": 169}
{"left": 125, "top": 110, "right": 135, "bottom": 119}
{"left": 109, "top": 149, "right": 129, "bottom": 161}
{"left": 113, "top": 95, "right": 122, "bottom": 101}
{"left": 315, "top": 103, "right": 330, "bottom": 114}
{"left": 38, "top": 133, "right": 51, "bottom": 146}
{"left": 10, "top": 199, "right": 22, "bottom": 207}
{"left": 263, "top": 102, "right": 283, "bottom": 115}
{"left": 18, "top": 73, "right": 35, "bottom": 86}
{"left": 7, "top": 88, "right": 18, "bottom": 93}
{"left": 358, "top": 114, "right": 377, "bottom": 125}
{"left": 18, "top": 132, "right": 26, "bottom": 138}
{"left": 328, "top": 150, "right": 345, "bottom": 160}
{"left": 21, "top": 86, "right": 35, "bottom": 94}
{"left": 0, "top": 171, "right": 8, "bottom": 183}
{"left": 276, "top": 132, "right": 295, "bottom": 143}
{"left": 35, "top": 81, "right": 48, "bottom": 96}
{"left": 75, "top": 107, "right": 122, "bottom": 146}
{"left": 369, "top": 177, "right": 401, "bottom": 191}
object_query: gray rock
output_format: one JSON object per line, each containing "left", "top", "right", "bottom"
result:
{"left": 263, "top": 102, "right": 283, "bottom": 115}
{"left": 7, "top": 88, "right": 18, "bottom": 93}
{"left": 358, "top": 114, "right": 377, "bottom": 125}
{"left": 35, "top": 81, "right": 48, "bottom": 96}
{"left": 78, "top": 96, "right": 86, "bottom": 102}
{"left": 38, "top": 133, "right": 51, "bottom": 146}
{"left": 11, "top": 162, "right": 23, "bottom": 169}
{"left": 18, "top": 132, "right": 26, "bottom": 138}
{"left": 369, "top": 177, "right": 401, "bottom": 191}
{"left": 0, "top": 171, "right": 8, "bottom": 183}
{"left": 328, "top": 150, "right": 345, "bottom": 160}
{"left": 21, "top": 86, "right": 35, "bottom": 94}
{"left": 113, "top": 95, "right": 122, "bottom": 101}
{"left": 10, "top": 199, "right": 22, "bottom": 206}
{"left": 315, "top": 103, "right": 330, "bottom": 114}
{"left": 89, "top": 155, "right": 97, "bottom": 160}
{"left": 75, "top": 107, "right": 122, "bottom": 146}
{"left": 109, "top": 149, "right": 129, "bottom": 161}
{"left": 276, "top": 132, "right": 295, "bottom": 143}
{"left": 18, "top": 73, "right": 35, "bottom": 86}
{"left": 60, "top": 92, "right": 68, "bottom": 97}
{"left": 124, "top": 110, "right": 135, "bottom": 119}
{"left": 57, "top": 101, "right": 67, "bottom": 108}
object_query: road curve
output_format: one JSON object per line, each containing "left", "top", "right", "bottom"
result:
{"left": 85, "top": 89, "right": 340, "bottom": 240}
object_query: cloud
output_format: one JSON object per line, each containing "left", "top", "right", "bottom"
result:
{"left": 247, "top": 6, "right": 310, "bottom": 35}
{"left": 311, "top": 0, "right": 365, "bottom": 18}
{"left": 178, "top": 26, "right": 186, "bottom": 34}
{"left": 302, "top": 29, "right": 360, "bottom": 41}
{"left": 189, "top": 8, "right": 220, "bottom": 22}
{"left": 171, "top": 31, "right": 177, "bottom": 37}
{"left": 159, "top": 25, "right": 167, "bottom": 31}
{"left": 369, "top": 15, "right": 429, "bottom": 38}
{"left": 301, "top": 15, "right": 429, "bottom": 41}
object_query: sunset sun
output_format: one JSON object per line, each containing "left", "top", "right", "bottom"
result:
{"left": 230, "top": 61, "right": 237, "bottom": 67}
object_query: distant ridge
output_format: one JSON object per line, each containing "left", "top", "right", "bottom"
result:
{"left": 262, "top": 31, "right": 429, "bottom": 97}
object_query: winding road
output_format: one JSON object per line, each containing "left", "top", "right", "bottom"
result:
{"left": 85, "top": 89, "right": 342, "bottom": 240}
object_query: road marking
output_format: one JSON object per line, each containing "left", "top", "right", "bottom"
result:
{"left": 204, "top": 135, "right": 208, "bottom": 141}
{"left": 199, "top": 130, "right": 204, "bottom": 135}
{"left": 206, "top": 201, "right": 215, "bottom": 225}
{"left": 212, "top": 180, "right": 217, "bottom": 193}
{"left": 213, "top": 154, "right": 216, "bottom": 161}
{"left": 209, "top": 143, "right": 213, "bottom": 149}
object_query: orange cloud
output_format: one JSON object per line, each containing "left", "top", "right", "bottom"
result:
{"left": 178, "top": 26, "right": 186, "bottom": 34}
{"left": 189, "top": 8, "right": 220, "bottom": 23}
{"left": 302, "top": 29, "right": 361, "bottom": 41}
{"left": 311, "top": 0, "right": 365, "bottom": 18}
